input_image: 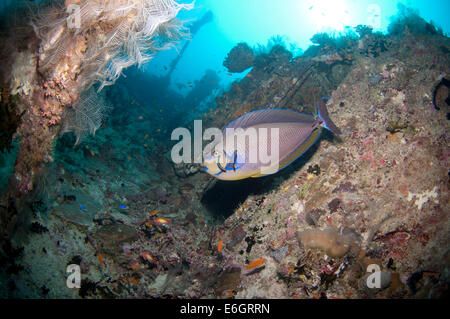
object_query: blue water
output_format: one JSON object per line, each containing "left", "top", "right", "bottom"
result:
{"left": 145, "top": 0, "right": 450, "bottom": 95}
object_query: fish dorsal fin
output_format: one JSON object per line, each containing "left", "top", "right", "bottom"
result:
{"left": 224, "top": 108, "right": 315, "bottom": 131}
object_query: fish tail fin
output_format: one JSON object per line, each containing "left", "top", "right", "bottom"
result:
{"left": 318, "top": 98, "right": 347, "bottom": 135}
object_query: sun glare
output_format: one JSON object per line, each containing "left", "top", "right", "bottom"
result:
{"left": 307, "top": 0, "right": 352, "bottom": 32}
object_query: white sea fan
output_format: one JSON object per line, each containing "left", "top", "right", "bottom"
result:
{"left": 62, "top": 89, "right": 111, "bottom": 144}
{"left": 31, "top": 0, "right": 193, "bottom": 91}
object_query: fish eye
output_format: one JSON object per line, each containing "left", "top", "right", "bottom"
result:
{"left": 212, "top": 150, "right": 219, "bottom": 157}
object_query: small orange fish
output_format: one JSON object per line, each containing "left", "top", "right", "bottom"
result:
{"left": 246, "top": 258, "right": 266, "bottom": 270}
{"left": 150, "top": 210, "right": 158, "bottom": 216}
{"left": 217, "top": 240, "right": 223, "bottom": 252}
{"left": 129, "top": 278, "right": 138, "bottom": 285}
{"left": 98, "top": 253, "right": 103, "bottom": 268}
{"left": 140, "top": 251, "right": 156, "bottom": 264}
{"left": 90, "top": 150, "right": 95, "bottom": 156}
{"left": 130, "top": 262, "right": 141, "bottom": 270}
{"left": 154, "top": 217, "right": 171, "bottom": 226}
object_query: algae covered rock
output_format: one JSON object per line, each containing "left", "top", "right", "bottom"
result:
{"left": 223, "top": 42, "right": 255, "bottom": 73}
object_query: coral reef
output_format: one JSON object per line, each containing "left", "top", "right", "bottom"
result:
{"left": 0, "top": 0, "right": 192, "bottom": 196}
{"left": 223, "top": 42, "right": 255, "bottom": 73}
{"left": 0, "top": 4, "right": 449, "bottom": 300}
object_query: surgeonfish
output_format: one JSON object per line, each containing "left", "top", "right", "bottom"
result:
{"left": 203, "top": 99, "right": 345, "bottom": 180}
